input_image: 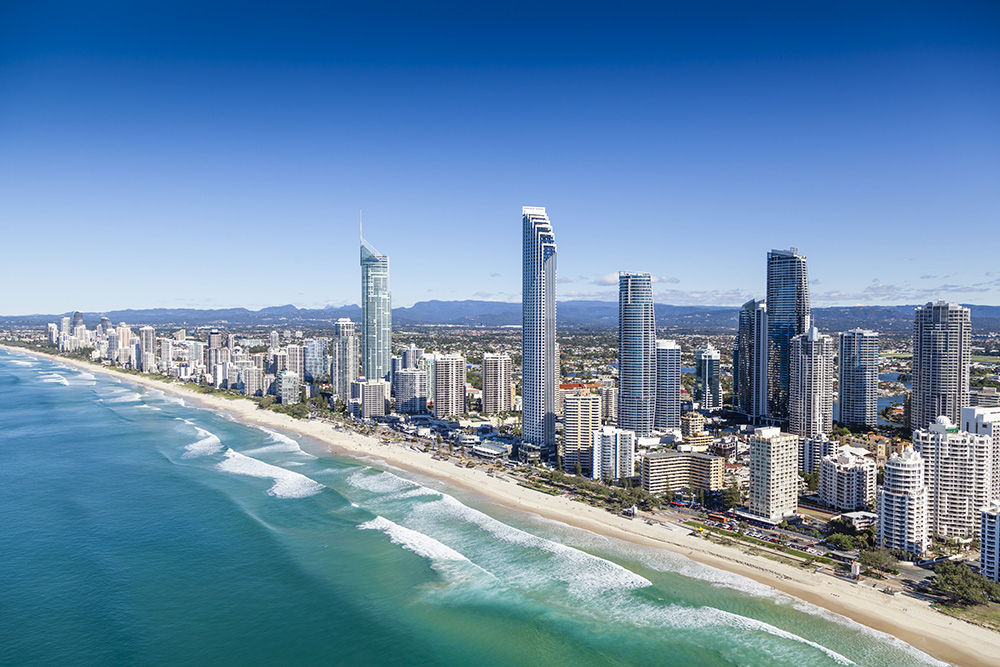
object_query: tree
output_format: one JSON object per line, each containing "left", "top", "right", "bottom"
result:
{"left": 721, "top": 482, "right": 742, "bottom": 510}
{"left": 825, "top": 533, "right": 855, "bottom": 551}
{"left": 575, "top": 460, "right": 582, "bottom": 477}
{"left": 858, "top": 549, "right": 898, "bottom": 574}
{"left": 932, "top": 561, "right": 1000, "bottom": 604}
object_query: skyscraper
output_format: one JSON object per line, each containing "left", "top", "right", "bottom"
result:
{"left": 788, "top": 327, "right": 834, "bottom": 438}
{"left": 563, "top": 393, "right": 601, "bottom": 475}
{"left": 618, "top": 272, "right": 656, "bottom": 437}
{"left": 361, "top": 233, "right": 392, "bottom": 382}
{"left": 433, "top": 353, "right": 466, "bottom": 419}
{"left": 521, "top": 206, "right": 557, "bottom": 462}
{"left": 592, "top": 426, "right": 636, "bottom": 483}
{"left": 734, "top": 299, "right": 768, "bottom": 420}
{"left": 910, "top": 301, "right": 971, "bottom": 432}
{"left": 748, "top": 427, "right": 799, "bottom": 523}
{"left": 838, "top": 329, "right": 879, "bottom": 430}
{"left": 766, "top": 248, "right": 810, "bottom": 423}
{"left": 395, "top": 368, "right": 428, "bottom": 414}
{"left": 139, "top": 326, "right": 156, "bottom": 373}
{"left": 304, "top": 338, "right": 329, "bottom": 383}
{"left": 695, "top": 344, "right": 722, "bottom": 411}
{"left": 878, "top": 447, "right": 930, "bottom": 556}
{"left": 481, "top": 352, "right": 513, "bottom": 415}
{"left": 654, "top": 339, "right": 680, "bottom": 429}
{"left": 331, "top": 318, "right": 358, "bottom": 402}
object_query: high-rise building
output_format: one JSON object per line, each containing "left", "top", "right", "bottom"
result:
{"left": 402, "top": 343, "right": 424, "bottom": 370}
{"left": 304, "top": 338, "right": 329, "bottom": 383}
{"left": 159, "top": 338, "right": 173, "bottom": 373}
{"left": 361, "top": 234, "right": 392, "bottom": 382}
{"left": 353, "top": 379, "right": 389, "bottom": 419}
{"left": 819, "top": 450, "right": 877, "bottom": 512}
{"left": 654, "top": 340, "right": 680, "bottom": 429}
{"left": 598, "top": 385, "right": 617, "bottom": 424}
{"left": 910, "top": 301, "right": 971, "bottom": 431}
{"left": 433, "top": 353, "right": 466, "bottom": 418}
{"left": 563, "top": 393, "right": 601, "bottom": 475}
{"left": 139, "top": 326, "right": 156, "bottom": 373}
{"left": 788, "top": 327, "right": 834, "bottom": 438}
{"left": 285, "top": 344, "right": 305, "bottom": 381}
{"left": 269, "top": 331, "right": 280, "bottom": 349}
{"left": 481, "top": 352, "right": 513, "bottom": 415}
{"left": 982, "top": 500, "right": 1000, "bottom": 583}
{"left": 395, "top": 368, "right": 428, "bottom": 414}
{"left": 59, "top": 316, "right": 71, "bottom": 335}
{"left": 913, "top": 416, "right": 996, "bottom": 540}
{"left": 799, "top": 433, "right": 840, "bottom": 474}
{"left": 748, "top": 427, "right": 799, "bottom": 523}
{"left": 71, "top": 311, "right": 84, "bottom": 330}
{"left": 592, "top": 426, "right": 635, "bottom": 483}
{"left": 838, "top": 329, "right": 879, "bottom": 430}
{"left": 618, "top": 272, "right": 656, "bottom": 437}
{"left": 695, "top": 344, "right": 722, "bottom": 411}
{"left": 276, "top": 370, "right": 300, "bottom": 405}
{"left": 766, "top": 248, "right": 810, "bottom": 423}
{"left": 332, "top": 318, "right": 358, "bottom": 402}
{"left": 521, "top": 206, "right": 557, "bottom": 462}
{"left": 877, "top": 447, "right": 930, "bottom": 556}
{"left": 239, "top": 366, "right": 264, "bottom": 397}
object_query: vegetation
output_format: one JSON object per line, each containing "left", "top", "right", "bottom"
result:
{"left": 857, "top": 549, "right": 898, "bottom": 575}
{"left": 931, "top": 561, "right": 1000, "bottom": 605}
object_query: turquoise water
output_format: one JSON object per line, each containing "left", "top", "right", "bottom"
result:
{"left": 0, "top": 350, "right": 943, "bottom": 666}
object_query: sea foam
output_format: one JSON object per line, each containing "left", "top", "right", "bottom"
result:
{"left": 183, "top": 427, "right": 223, "bottom": 458}
{"left": 216, "top": 450, "right": 323, "bottom": 499}
{"left": 359, "top": 516, "right": 471, "bottom": 563}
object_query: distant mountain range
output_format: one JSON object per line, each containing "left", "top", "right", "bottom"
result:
{"left": 4, "top": 301, "right": 1000, "bottom": 334}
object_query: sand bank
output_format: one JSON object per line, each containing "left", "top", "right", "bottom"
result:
{"left": 5, "top": 346, "right": 999, "bottom": 666}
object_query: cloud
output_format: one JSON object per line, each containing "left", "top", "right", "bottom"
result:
{"left": 558, "top": 275, "right": 576, "bottom": 284}
{"left": 473, "top": 291, "right": 494, "bottom": 298}
{"left": 650, "top": 275, "right": 680, "bottom": 284}
{"left": 919, "top": 275, "right": 936, "bottom": 279}
{"left": 489, "top": 272, "right": 501, "bottom": 278}
{"left": 562, "top": 289, "right": 616, "bottom": 300}
{"left": 651, "top": 288, "right": 754, "bottom": 306}
{"left": 812, "top": 279, "right": 999, "bottom": 304}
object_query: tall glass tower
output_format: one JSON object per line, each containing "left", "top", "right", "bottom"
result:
{"left": 618, "top": 272, "right": 656, "bottom": 437}
{"left": 695, "top": 344, "right": 722, "bottom": 410}
{"left": 838, "top": 329, "right": 879, "bottom": 429}
{"left": 361, "top": 234, "right": 391, "bottom": 382}
{"left": 766, "top": 248, "right": 810, "bottom": 423}
{"left": 735, "top": 299, "right": 768, "bottom": 420}
{"left": 521, "top": 206, "right": 557, "bottom": 462}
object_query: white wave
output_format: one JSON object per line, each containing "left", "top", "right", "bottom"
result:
{"left": 216, "top": 450, "right": 323, "bottom": 499}
{"left": 347, "top": 469, "right": 443, "bottom": 501}
{"left": 135, "top": 404, "right": 162, "bottom": 411}
{"left": 183, "top": 427, "right": 223, "bottom": 458}
{"left": 40, "top": 374, "right": 69, "bottom": 385}
{"left": 107, "top": 391, "right": 143, "bottom": 403}
{"left": 359, "top": 516, "right": 470, "bottom": 563}
{"left": 246, "top": 428, "right": 317, "bottom": 458}
{"left": 8, "top": 359, "right": 35, "bottom": 366}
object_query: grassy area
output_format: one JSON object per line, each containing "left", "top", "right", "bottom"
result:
{"left": 933, "top": 602, "right": 1000, "bottom": 632}
{"left": 972, "top": 355, "right": 1000, "bottom": 364}
{"left": 881, "top": 353, "right": 912, "bottom": 359}
{"left": 684, "top": 521, "right": 839, "bottom": 566}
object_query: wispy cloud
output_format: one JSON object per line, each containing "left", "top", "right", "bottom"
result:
{"left": 591, "top": 273, "right": 680, "bottom": 286}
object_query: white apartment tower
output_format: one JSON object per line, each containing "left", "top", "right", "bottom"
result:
{"left": 654, "top": 340, "right": 680, "bottom": 429}
{"left": 521, "top": 206, "right": 558, "bottom": 462}
{"left": 481, "top": 352, "right": 513, "bottom": 415}
{"left": 748, "top": 427, "right": 799, "bottom": 523}
{"left": 433, "top": 353, "right": 466, "bottom": 419}
{"left": 838, "top": 329, "right": 879, "bottom": 429}
{"left": 695, "top": 344, "right": 722, "bottom": 410}
{"left": 981, "top": 500, "right": 1000, "bottom": 583}
{"left": 819, "top": 450, "right": 877, "bottom": 512}
{"left": 788, "top": 327, "right": 834, "bottom": 438}
{"left": 332, "top": 318, "right": 358, "bottom": 403}
{"left": 878, "top": 447, "right": 930, "bottom": 556}
{"left": 592, "top": 426, "right": 636, "bottom": 483}
{"left": 139, "top": 326, "right": 156, "bottom": 373}
{"left": 563, "top": 393, "right": 601, "bottom": 475}
{"left": 395, "top": 368, "right": 428, "bottom": 415}
{"left": 910, "top": 301, "right": 971, "bottom": 431}
{"left": 913, "top": 416, "right": 997, "bottom": 540}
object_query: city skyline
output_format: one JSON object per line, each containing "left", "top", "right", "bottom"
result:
{"left": 2, "top": 3, "right": 999, "bottom": 314}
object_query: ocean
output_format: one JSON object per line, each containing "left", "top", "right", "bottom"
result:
{"left": 0, "top": 349, "right": 944, "bottom": 666}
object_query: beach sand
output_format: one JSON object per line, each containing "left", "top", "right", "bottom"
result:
{"left": 6, "top": 346, "right": 999, "bottom": 667}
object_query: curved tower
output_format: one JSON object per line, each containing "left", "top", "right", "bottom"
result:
{"left": 618, "top": 272, "right": 656, "bottom": 437}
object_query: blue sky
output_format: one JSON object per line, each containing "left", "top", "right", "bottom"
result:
{"left": 1, "top": 1, "right": 998, "bottom": 314}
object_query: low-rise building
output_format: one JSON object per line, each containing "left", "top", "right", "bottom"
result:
{"left": 819, "top": 450, "right": 876, "bottom": 512}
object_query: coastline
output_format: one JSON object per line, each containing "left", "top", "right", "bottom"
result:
{"left": 4, "top": 346, "right": 998, "bottom": 667}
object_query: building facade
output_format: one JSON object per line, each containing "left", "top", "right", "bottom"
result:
{"left": 838, "top": 329, "right": 879, "bottom": 429}
{"left": 331, "top": 318, "right": 358, "bottom": 403}
{"left": 654, "top": 339, "right": 680, "bottom": 429}
{"left": 913, "top": 416, "right": 996, "bottom": 540}
{"left": 819, "top": 450, "right": 877, "bottom": 512}
{"left": 395, "top": 368, "right": 428, "bottom": 414}
{"left": 734, "top": 298, "right": 768, "bottom": 420}
{"left": 877, "top": 447, "right": 930, "bottom": 556}
{"left": 910, "top": 301, "right": 971, "bottom": 431}
{"left": 361, "top": 235, "right": 392, "bottom": 382}
{"left": 562, "top": 393, "right": 601, "bottom": 475}
{"left": 748, "top": 427, "right": 799, "bottom": 523}
{"left": 481, "top": 352, "right": 513, "bottom": 415}
{"left": 766, "top": 248, "right": 810, "bottom": 423}
{"left": 592, "top": 426, "right": 635, "bottom": 483}
{"left": 788, "top": 327, "right": 834, "bottom": 438}
{"left": 433, "top": 353, "right": 466, "bottom": 419}
{"left": 521, "top": 206, "right": 558, "bottom": 462}
{"left": 641, "top": 451, "right": 725, "bottom": 497}
{"left": 982, "top": 500, "right": 1000, "bottom": 583}
{"left": 695, "top": 344, "right": 722, "bottom": 410}
{"left": 618, "top": 272, "right": 656, "bottom": 437}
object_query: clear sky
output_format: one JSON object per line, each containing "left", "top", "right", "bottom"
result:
{"left": 1, "top": 1, "right": 998, "bottom": 315}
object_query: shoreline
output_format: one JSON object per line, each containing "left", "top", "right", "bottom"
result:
{"left": 4, "top": 345, "right": 998, "bottom": 667}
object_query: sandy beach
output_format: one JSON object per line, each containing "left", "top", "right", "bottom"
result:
{"left": 6, "top": 345, "right": 999, "bottom": 667}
